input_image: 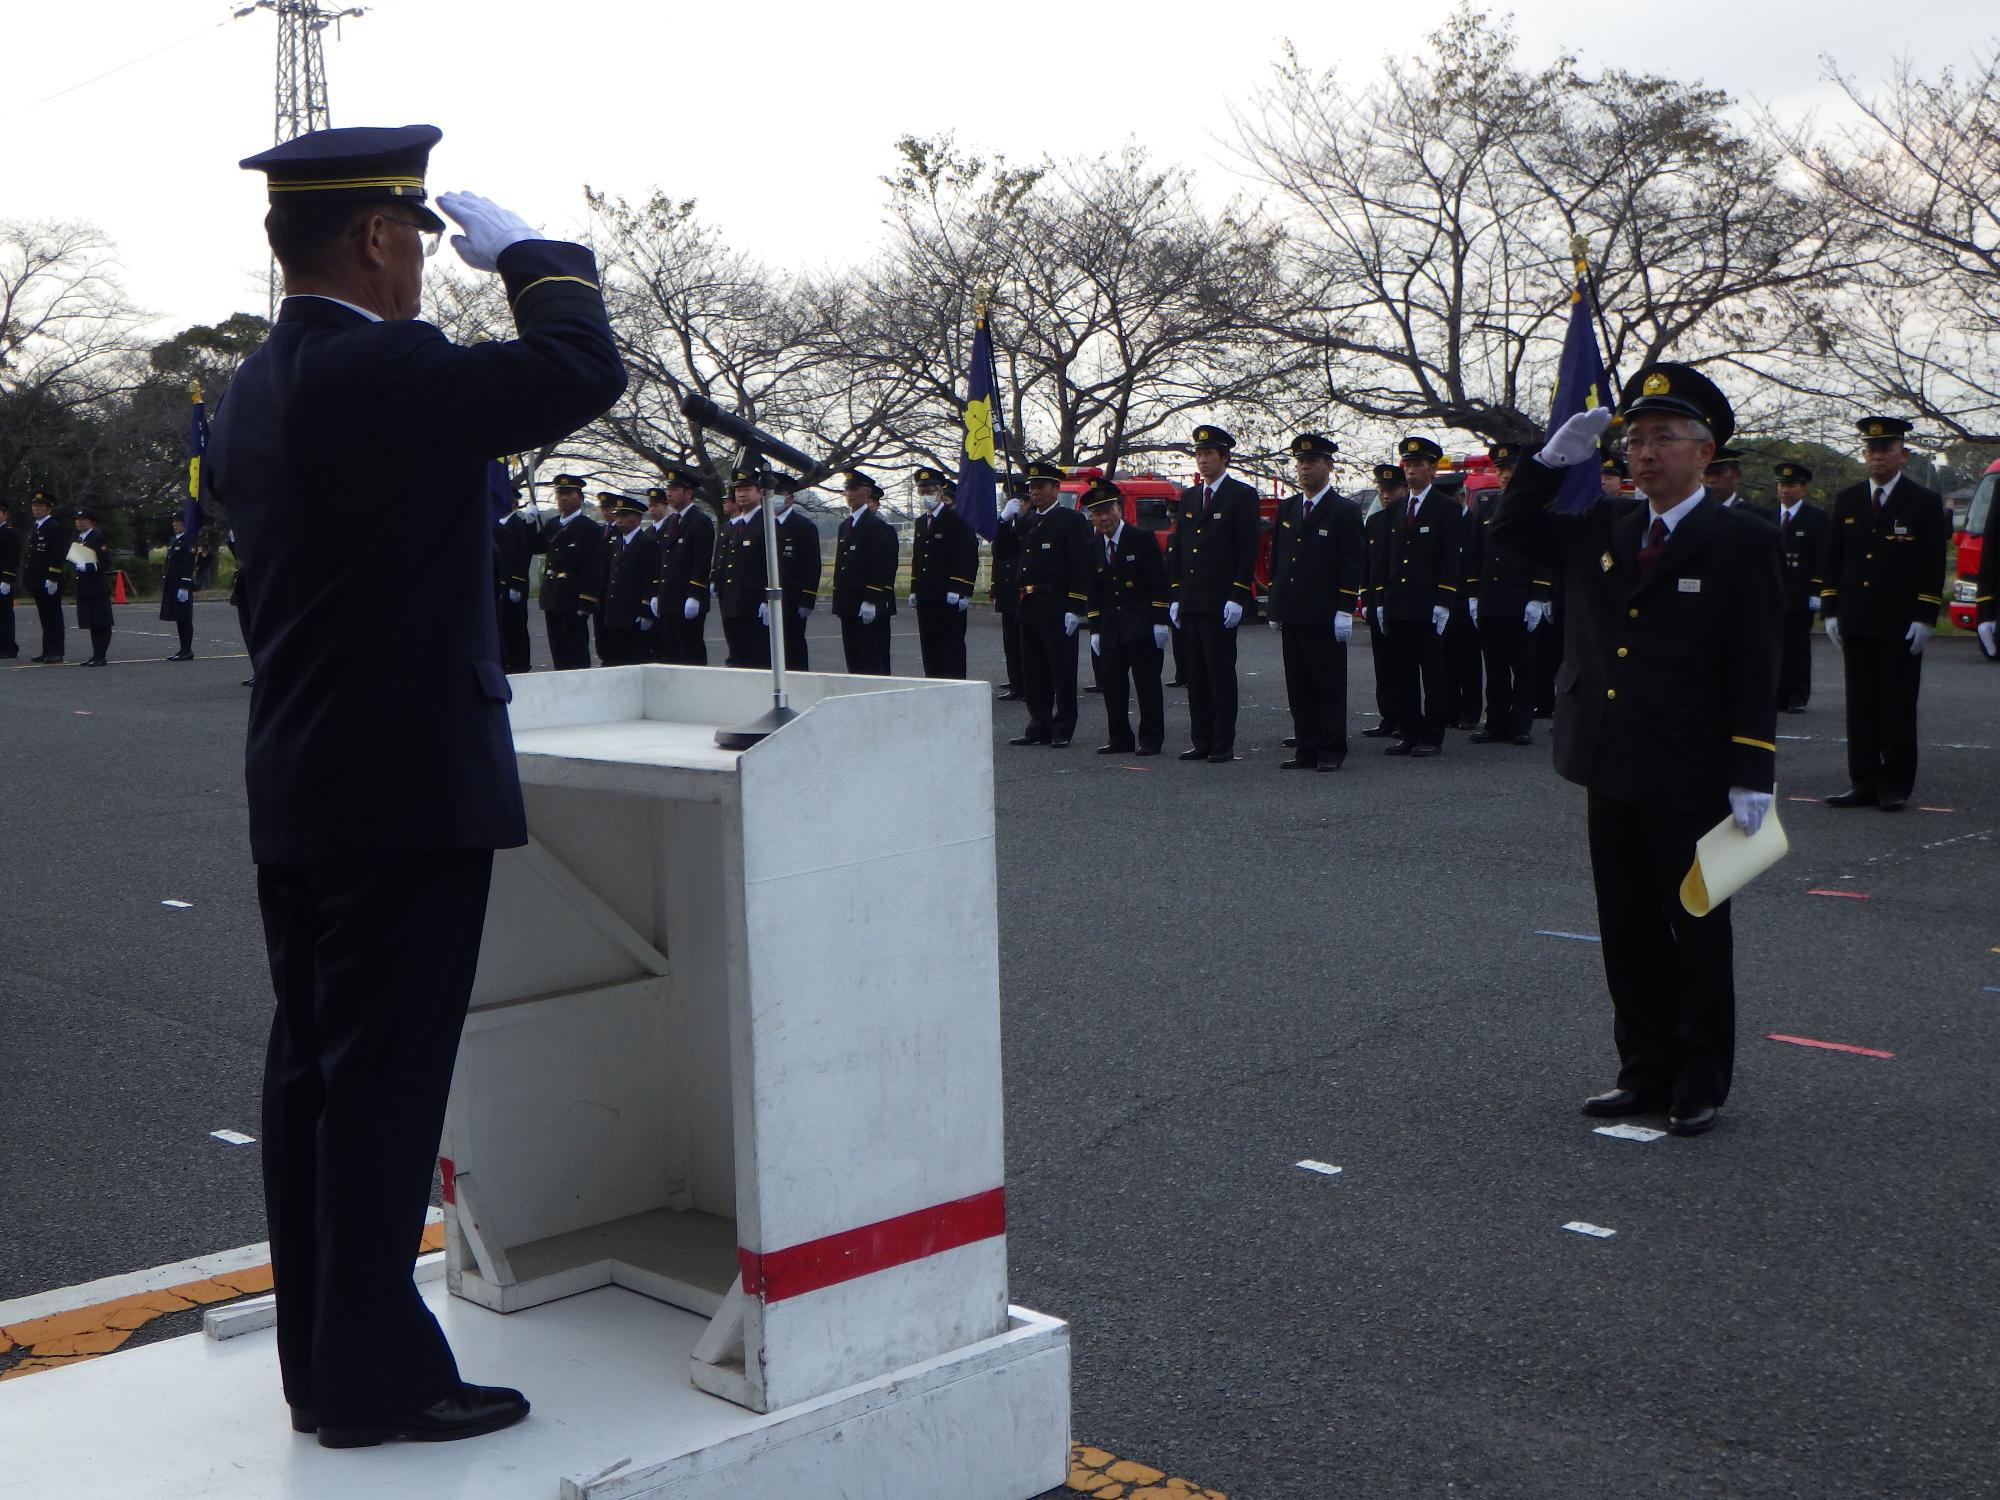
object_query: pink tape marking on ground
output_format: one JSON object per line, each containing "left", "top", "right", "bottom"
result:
{"left": 1767, "top": 1033, "right": 1895, "bottom": 1059}
{"left": 1785, "top": 796, "right": 1819, "bottom": 803}
{"left": 1806, "top": 889, "right": 1869, "bottom": 899}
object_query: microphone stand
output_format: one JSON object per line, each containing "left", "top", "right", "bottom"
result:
{"left": 714, "top": 441, "right": 799, "bottom": 750}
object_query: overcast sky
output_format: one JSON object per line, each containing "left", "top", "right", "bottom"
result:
{"left": 3, "top": 0, "right": 1990, "bottom": 339}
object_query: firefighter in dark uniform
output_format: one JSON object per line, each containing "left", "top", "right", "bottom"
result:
{"left": 213, "top": 125, "right": 623, "bottom": 1443}
{"left": 1705, "top": 448, "right": 1774, "bottom": 523}
{"left": 1493, "top": 363, "right": 1782, "bottom": 1138}
{"left": 909, "top": 464, "right": 979, "bottom": 679}
{"left": 1979, "top": 486, "right": 2000, "bottom": 659}
{"left": 1011, "top": 459, "right": 1093, "bottom": 746}
{"left": 1439, "top": 472, "right": 1484, "bottom": 729}
{"left": 719, "top": 468, "right": 771, "bottom": 669}
{"left": 24, "top": 492, "right": 66, "bottom": 662}
{"left": 539, "top": 475, "right": 605, "bottom": 669}
{"left": 1469, "top": 440, "right": 1551, "bottom": 745}
{"left": 0, "top": 496, "right": 17, "bottom": 658}
{"left": 493, "top": 492, "right": 534, "bottom": 673}
{"left": 1360, "top": 463, "right": 1405, "bottom": 738}
{"left": 770, "top": 474, "right": 822, "bottom": 670}
{"left": 652, "top": 461, "right": 714, "bottom": 666}
{"left": 1372, "top": 436, "right": 1464, "bottom": 756}
{"left": 598, "top": 492, "right": 659, "bottom": 665}
{"left": 590, "top": 491, "right": 623, "bottom": 665}
{"left": 1821, "top": 416, "right": 1947, "bottom": 811}
{"left": 161, "top": 511, "right": 198, "bottom": 660}
{"left": 1082, "top": 476, "right": 1170, "bottom": 756}
{"left": 71, "top": 507, "right": 113, "bottom": 666}
{"left": 1772, "top": 461, "right": 1830, "bottom": 712}
{"left": 1169, "top": 424, "right": 1260, "bottom": 762}
{"left": 989, "top": 477, "right": 1028, "bottom": 698}
{"left": 831, "top": 470, "right": 897, "bottom": 674}
{"left": 1270, "top": 433, "right": 1366, "bottom": 771}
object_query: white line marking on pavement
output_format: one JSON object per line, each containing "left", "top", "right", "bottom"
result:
{"left": 1563, "top": 1221, "right": 1617, "bottom": 1238}
{"left": 161, "top": 899, "right": 193, "bottom": 909}
{"left": 1593, "top": 1124, "right": 1665, "bottom": 1143}
{"left": 1535, "top": 930, "right": 1601, "bottom": 942}
{"left": 209, "top": 1129, "right": 256, "bottom": 1146}
{"left": 1295, "top": 1159, "right": 1343, "bottom": 1176}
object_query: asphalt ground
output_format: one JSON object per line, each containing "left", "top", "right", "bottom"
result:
{"left": 2, "top": 599, "right": 1997, "bottom": 1499}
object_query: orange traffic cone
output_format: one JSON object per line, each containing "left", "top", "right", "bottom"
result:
{"left": 113, "top": 571, "right": 129, "bottom": 604}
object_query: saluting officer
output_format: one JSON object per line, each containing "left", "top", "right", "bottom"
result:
{"left": 1011, "top": 459, "right": 1093, "bottom": 747}
{"left": 494, "top": 491, "right": 534, "bottom": 673}
{"left": 162, "top": 511, "right": 198, "bottom": 660}
{"left": 1270, "top": 433, "right": 1366, "bottom": 772}
{"left": 1082, "top": 476, "right": 1170, "bottom": 756}
{"left": 990, "top": 477, "right": 1028, "bottom": 698}
{"left": 770, "top": 474, "right": 822, "bottom": 670}
{"left": 1821, "top": 416, "right": 1947, "bottom": 812}
{"left": 719, "top": 468, "right": 771, "bottom": 669}
{"left": 1493, "top": 364, "right": 1782, "bottom": 1138}
{"left": 1772, "top": 461, "right": 1830, "bottom": 712}
{"left": 651, "top": 462, "right": 714, "bottom": 665}
{"left": 71, "top": 506, "right": 113, "bottom": 666}
{"left": 1169, "top": 424, "right": 1260, "bottom": 763}
{"left": 24, "top": 492, "right": 65, "bottom": 663}
{"left": 539, "top": 475, "right": 605, "bottom": 670}
{"left": 909, "top": 464, "right": 979, "bottom": 679}
{"left": 1372, "top": 436, "right": 1464, "bottom": 757}
{"left": 0, "top": 496, "right": 17, "bottom": 658}
{"left": 831, "top": 470, "right": 898, "bottom": 674}
{"left": 598, "top": 492, "right": 660, "bottom": 665}
{"left": 1361, "top": 463, "right": 1405, "bottom": 739}
{"left": 1469, "top": 440, "right": 1551, "bottom": 745}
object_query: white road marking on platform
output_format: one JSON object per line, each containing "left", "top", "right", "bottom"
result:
{"left": 209, "top": 1129, "right": 255, "bottom": 1146}
{"left": 1295, "top": 1159, "right": 1343, "bottom": 1176}
{"left": 1593, "top": 1124, "right": 1665, "bottom": 1143}
{"left": 1563, "top": 1221, "right": 1616, "bottom": 1238}
{"left": 160, "top": 899, "right": 193, "bottom": 909}
{"left": 1535, "top": 930, "right": 1601, "bottom": 943}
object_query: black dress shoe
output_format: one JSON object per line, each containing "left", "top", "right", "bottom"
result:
{"left": 316, "top": 1382, "right": 530, "bottom": 1449}
{"left": 42, "top": 655, "right": 65, "bottom": 664}
{"left": 1048, "top": 735, "right": 1072, "bottom": 748}
{"left": 1667, "top": 1105, "right": 1719, "bottom": 1137}
{"left": 1178, "top": 748, "right": 1211, "bottom": 761}
{"left": 1408, "top": 741, "right": 1441, "bottom": 758}
{"left": 1781, "top": 703, "right": 1806, "bottom": 714}
{"left": 1206, "top": 750, "right": 1234, "bottom": 764}
{"left": 166, "top": 651, "right": 193, "bottom": 662}
{"left": 1360, "top": 724, "right": 1396, "bottom": 738}
{"left": 1133, "top": 745, "right": 1161, "bottom": 757}
{"left": 1825, "top": 788, "right": 1878, "bottom": 808}
{"left": 1384, "top": 740, "right": 1415, "bottom": 756}
{"left": 1878, "top": 795, "right": 1906, "bottom": 812}
{"left": 1582, "top": 1088, "right": 1662, "bottom": 1117}
{"left": 995, "top": 689, "right": 1023, "bottom": 701}
{"left": 1315, "top": 755, "right": 1344, "bottom": 772}
{"left": 242, "top": 676, "right": 256, "bottom": 687}
{"left": 82, "top": 658, "right": 106, "bottom": 667}
{"left": 1096, "top": 743, "right": 1136, "bottom": 755}
{"left": 1084, "top": 684, "right": 1102, "bottom": 694}
{"left": 1166, "top": 679, "right": 1187, "bottom": 688}
{"left": 1469, "top": 729, "right": 1500, "bottom": 743}
{"left": 1007, "top": 734, "right": 1049, "bottom": 747}
{"left": 1279, "top": 755, "right": 1316, "bottom": 770}
{"left": 291, "top": 1407, "right": 316, "bottom": 1434}
{"left": 1513, "top": 733, "right": 1534, "bottom": 746}
{"left": 1282, "top": 736, "right": 1298, "bottom": 748}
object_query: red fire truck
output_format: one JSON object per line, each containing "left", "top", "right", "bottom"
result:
{"left": 1057, "top": 467, "right": 1285, "bottom": 594}
{"left": 1948, "top": 455, "right": 1999, "bottom": 630}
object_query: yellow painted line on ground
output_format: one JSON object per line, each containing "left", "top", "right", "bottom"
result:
{"left": 0, "top": 1223, "right": 446, "bottom": 1382}
{"left": 1068, "top": 1442, "right": 1227, "bottom": 1498}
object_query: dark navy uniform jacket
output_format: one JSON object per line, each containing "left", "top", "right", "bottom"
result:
{"left": 911, "top": 504, "right": 979, "bottom": 601}
{"left": 207, "top": 240, "right": 625, "bottom": 865}
{"left": 1087, "top": 522, "right": 1171, "bottom": 643}
{"left": 1015, "top": 502, "right": 1094, "bottom": 626}
{"left": 1369, "top": 487, "right": 1465, "bottom": 623}
{"left": 1269, "top": 489, "right": 1366, "bottom": 626}
{"left": 1820, "top": 475, "right": 1947, "bottom": 637}
{"left": 830, "top": 508, "right": 898, "bottom": 617}
{"left": 774, "top": 508, "right": 822, "bottom": 615}
{"left": 654, "top": 503, "right": 717, "bottom": 618}
{"left": 1168, "top": 475, "right": 1259, "bottom": 614}
{"left": 1776, "top": 503, "right": 1831, "bottom": 615}
{"left": 160, "top": 530, "right": 197, "bottom": 621}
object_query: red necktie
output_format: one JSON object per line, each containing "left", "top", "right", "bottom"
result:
{"left": 1872, "top": 487, "right": 1885, "bottom": 515}
{"left": 1202, "top": 485, "right": 1213, "bottom": 514}
{"left": 1638, "top": 516, "right": 1668, "bottom": 573}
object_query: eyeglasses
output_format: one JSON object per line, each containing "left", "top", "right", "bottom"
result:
{"left": 378, "top": 214, "right": 442, "bottom": 258}
{"left": 1621, "top": 434, "right": 1705, "bottom": 453}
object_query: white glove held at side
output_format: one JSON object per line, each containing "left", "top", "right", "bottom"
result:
{"left": 1807, "top": 596, "right": 1821, "bottom": 613}
{"left": 508, "top": 588, "right": 523, "bottom": 605}
{"left": 1333, "top": 612, "right": 1353, "bottom": 644}
{"left": 1432, "top": 605, "right": 1449, "bottom": 635}
{"left": 1978, "top": 620, "right": 1996, "bottom": 657}
{"left": 1169, "top": 602, "right": 1181, "bottom": 629}
{"left": 1063, "top": 612, "right": 1081, "bottom": 637}
{"left": 1535, "top": 407, "right": 1616, "bottom": 468}
{"left": 1375, "top": 607, "right": 1386, "bottom": 633}
{"left": 1524, "top": 600, "right": 1549, "bottom": 632}
{"left": 1089, "top": 633, "right": 1100, "bottom": 657}
{"left": 1728, "top": 787, "right": 1772, "bottom": 837}
{"left": 437, "top": 191, "right": 539, "bottom": 272}
{"left": 682, "top": 597, "right": 700, "bottom": 621}
{"left": 1222, "top": 600, "right": 1243, "bottom": 629}
{"left": 1467, "top": 597, "right": 1480, "bottom": 626}
{"left": 859, "top": 602, "right": 877, "bottom": 625}
{"left": 757, "top": 603, "right": 768, "bottom": 625}
{"left": 1152, "top": 624, "right": 1170, "bottom": 650}
{"left": 177, "top": 588, "right": 190, "bottom": 603}
{"left": 45, "top": 580, "right": 57, "bottom": 596}
{"left": 1905, "top": 621, "right": 1932, "bottom": 656}
{"left": 1824, "top": 616, "right": 1841, "bottom": 649}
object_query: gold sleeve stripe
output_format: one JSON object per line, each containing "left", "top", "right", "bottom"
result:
{"left": 512, "top": 275, "right": 601, "bottom": 303}
{"left": 1917, "top": 593, "right": 1943, "bottom": 604}
{"left": 1732, "top": 735, "right": 1777, "bottom": 752}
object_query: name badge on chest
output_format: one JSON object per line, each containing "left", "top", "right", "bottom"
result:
{"left": 1041, "top": 542, "right": 1051, "bottom": 550}
{"left": 1893, "top": 524, "right": 1908, "bottom": 536}
{"left": 1419, "top": 526, "right": 1430, "bottom": 535}
{"left": 1677, "top": 577, "right": 1702, "bottom": 594}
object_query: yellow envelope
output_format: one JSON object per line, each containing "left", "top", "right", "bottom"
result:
{"left": 1681, "top": 800, "right": 1789, "bottom": 917}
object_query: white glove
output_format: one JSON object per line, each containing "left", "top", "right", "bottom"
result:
{"left": 648, "top": 596, "right": 660, "bottom": 616}
{"left": 1535, "top": 407, "right": 1616, "bottom": 468}
{"left": 1807, "top": 596, "right": 1820, "bottom": 613}
{"left": 859, "top": 601, "right": 877, "bottom": 624}
{"left": 1467, "top": 597, "right": 1480, "bottom": 626}
{"left": 576, "top": 609, "right": 591, "bottom": 618}
{"left": 0, "top": 582, "right": 10, "bottom": 596}
{"left": 1333, "top": 612, "right": 1352, "bottom": 644}
{"left": 1169, "top": 601, "right": 1181, "bottom": 629}
{"left": 636, "top": 614, "right": 653, "bottom": 632}
{"left": 1978, "top": 620, "right": 1997, "bottom": 657}
{"left": 1728, "top": 787, "right": 1772, "bottom": 837}
{"left": 1063, "top": 612, "right": 1081, "bottom": 637}
{"left": 1001, "top": 498, "right": 1023, "bottom": 521}
{"left": 1152, "top": 624, "right": 1170, "bottom": 650}
{"left": 45, "top": 580, "right": 57, "bottom": 596}
{"left": 176, "top": 588, "right": 190, "bottom": 603}
{"left": 1524, "top": 600, "right": 1549, "bottom": 632}
{"left": 682, "top": 597, "right": 700, "bottom": 621}
{"left": 1222, "top": 600, "right": 1243, "bottom": 629}
{"left": 1432, "top": 605, "right": 1449, "bottom": 635}
{"left": 1375, "top": 607, "right": 1386, "bottom": 633}
{"left": 1905, "top": 621, "right": 1932, "bottom": 656}
{"left": 955, "top": 594, "right": 970, "bottom": 613}
{"left": 75, "top": 559, "right": 95, "bottom": 572}
{"left": 945, "top": 591, "right": 961, "bottom": 607}
{"left": 796, "top": 605, "right": 810, "bottom": 620}
{"left": 436, "top": 191, "right": 539, "bottom": 272}
{"left": 757, "top": 602, "right": 768, "bottom": 625}
{"left": 1089, "top": 632, "right": 1101, "bottom": 657}
{"left": 1824, "top": 615, "right": 1841, "bottom": 649}
{"left": 508, "top": 588, "right": 523, "bottom": 605}
{"left": 908, "top": 593, "right": 918, "bottom": 609}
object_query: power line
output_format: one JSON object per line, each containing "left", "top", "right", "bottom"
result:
{"left": 16, "top": 17, "right": 230, "bottom": 113}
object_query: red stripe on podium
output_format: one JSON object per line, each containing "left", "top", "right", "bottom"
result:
{"left": 738, "top": 1187, "right": 1006, "bottom": 1303}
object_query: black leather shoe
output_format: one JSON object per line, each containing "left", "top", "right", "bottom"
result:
{"left": 42, "top": 655, "right": 65, "bottom": 664}
{"left": 1384, "top": 740, "right": 1415, "bottom": 756}
{"left": 1096, "top": 743, "right": 1136, "bottom": 755}
{"left": 29, "top": 655, "right": 48, "bottom": 663}
{"left": 1667, "top": 1105, "right": 1719, "bottom": 1137}
{"left": 1134, "top": 745, "right": 1161, "bottom": 757}
{"left": 1048, "top": 735, "right": 1072, "bottom": 748}
{"left": 1878, "top": 795, "right": 1906, "bottom": 812}
{"left": 1315, "top": 755, "right": 1344, "bottom": 773}
{"left": 166, "top": 651, "right": 193, "bottom": 662}
{"left": 1408, "top": 742, "right": 1441, "bottom": 758}
{"left": 1279, "top": 755, "right": 1316, "bottom": 769}
{"left": 290, "top": 1407, "right": 316, "bottom": 1434}
{"left": 1582, "top": 1088, "right": 1662, "bottom": 1118}
{"left": 1781, "top": 703, "right": 1807, "bottom": 714}
{"left": 81, "top": 658, "right": 106, "bottom": 667}
{"left": 1178, "top": 748, "right": 1211, "bottom": 761}
{"left": 1360, "top": 725, "right": 1396, "bottom": 738}
{"left": 1513, "top": 733, "right": 1534, "bottom": 746}
{"left": 1825, "top": 788, "right": 1878, "bottom": 808}
{"left": 1206, "top": 750, "right": 1234, "bottom": 764}
{"left": 316, "top": 1383, "right": 530, "bottom": 1448}
{"left": 995, "top": 689, "right": 1023, "bottom": 701}
{"left": 1166, "top": 678, "right": 1187, "bottom": 688}
{"left": 1007, "top": 734, "right": 1049, "bottom": 747}
{"left": 241, "top": 676, "right": 256, "bottom": 687}
{"left": 1282, "top": 736, "right": 1298, "bottom": 748}
{"left": 1469, "top": 729, "right": 1500, "bottom": 743}
{"left": 1084, "top": 684, "right": 1102, "bottom": 694}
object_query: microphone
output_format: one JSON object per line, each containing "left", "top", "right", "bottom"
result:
{"left": 679, "top": 395, "right": 830, "bottom": 484}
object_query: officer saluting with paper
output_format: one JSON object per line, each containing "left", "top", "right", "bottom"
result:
{"left": 1493, "top": 364, "right": 1782, "bottom": 1138}
{"left": 208, "top": 125, "right": 625, "bottom": 1447}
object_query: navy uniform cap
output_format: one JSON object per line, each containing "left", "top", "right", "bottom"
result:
{"left": 31, "top": 490, "right": 52, "bottom": 506}
{"left": 1705, "top": 447, "right": 1745, "bottom": 469}
{"left": 912, "top": 465, "right": 952, "bottom": 488}
{"left": 595, "top": 490, "right": 621, "bottom": 505}
{"left": 77, "top": 504, "right": 100, "bottom": 521}
{"left": 1857, "top": 415, "right": 1914, "bottom": 441}
{"left": 1289, "top": 433, "right": 1338, "bottom": 460}
{"left": 1023, "top": 460, "right": 1066, "bottom": 484}
{"left": 550, "top": 474, "right": 586, "bottom": 491}
{"left": 1398, "top": 436, "right": 1444, "bottom": 462}
{"left": 1191, "top": 424, "right": 1236, "bottom": 452}
{"left": 1488, "top": 440, "right": 1530, "bottom": 466}
{"left": 1601, "top": 453, "right": 1630, "bottom": 479}
{"left": 611, "top": 492, "right": 648, "bottom": 515}
{"left": 1372, "top": 463, "right": 1403, "bottom": 485}
{"left": 1080, "top": 478, "right": 1123, "bottom": 509}
{"left": 645, "top": 487, "right": 669, "bottom": 504}
{"left": 240, "top": 125, "right": 446, "bottom": 232}
{"left": 843, "top": 469, "right": 884, "bottom": 497}
{"left": 657, "top": 462, "right": 702, "bottom": 492}
{"left": 771, "top": 473, "right": 800, "bottom": 494}
{"left": 1774, "top": 461, "right": 1813, "bottom": 484}
{"left": 730, "top": 466, "right": 770, "bottom": 489}
{"left": 1618, "top": 362, "right": 1736, "bottom": 448}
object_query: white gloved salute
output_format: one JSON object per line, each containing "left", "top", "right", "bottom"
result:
{"left": 436, "top": 192, "right": 539, "bottom": 272}
{"left": 1524, "top": 600, "right": 1549, "bottom": 632}
{"left": 1152, "top": 624, "right": 1170, "bottom": 650}
{"left": 859, "top": 602, "right": 877, "bottom": 625}
{"left": 1979, "top": 620, "right": 1997, "bottom": 657}
{"left": 1905, "top": 621, "right": 1932, "bottom": 656}
{"left": 1333, "top": 612, "right": 1352, "bottom": 644}
{"left": 1728, "top": 787, "right": 1772, "bottom": 837}
{"left": 1063, "top": 612, "right": 1082, "bottom": 637}
{"left": 1535, "top": 407, "right": 1616, "bottom": 468}
{"left": 1221, "top": 600, "right": 1243, "bottom": 629}
{"left": 1431, "top": 604, "right": 1449, "bottom": 635}
{"left": 758, "top": 602, "right": 768, "bottom": 625}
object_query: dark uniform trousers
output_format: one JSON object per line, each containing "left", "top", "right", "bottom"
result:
{"left": 916, "top": 600, "right": 968, "bottom": 679}
{"left": 1382, "top": 619, "right": 1447, "bottom": 746}
{"left": 1181, "top": 614, "right": 1239, "bottom": 752}
{"left": 999, "top": 610, "right": 1023, "bottom": 688}
{"left": 1281, "top": 625, "right": 1348, "bottom": 761}
{"left": 1362, "top": 507, "right": 1398, "bottom": 732}
{"left": 1842, "top": 639, "right": 1922, "bottom": 796}
{"left": 1020, "top": 620, "right": 1079, "bottom": 740}
{"left": 29, "top": 518, "right": 66, "bottom": 658}
{"left": 546, "top": 610, "right": 591, "bottom": 669}
{"left": 1533, "top": 577, "right": 1564, "bottom": 715}
{"left": 257, "top": 849, "right": 493, "bottom": 1424}
{"left": 840, "top": 613, "right": 892, "bottom": 675}
{"left": 497, "top": 590, "right": 531, "bottom": 672}
{"left": 1098, "top": 633, "right": 1163, "bottom": 750}
{"left": 1443, "top": 592, "right": 1482, "bottom": 726}
{"left": 1171, "top": 477, "right": 1261, "bottom": 754}
{"left": 782, "top": 606, "right": 810, "bottom": 671}
{"left": 1778, "top": 611, "right": 1814, "bottom": 709}
{"left": 1479, "top": 613, "right": 1539, "bottom": 739}
{"left": 1373, "top": 492, "right": 1463, "bottom": 750}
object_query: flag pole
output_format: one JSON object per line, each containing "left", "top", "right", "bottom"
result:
{"left": 1572, "top": 234, "right": 1623, "bottom": 409}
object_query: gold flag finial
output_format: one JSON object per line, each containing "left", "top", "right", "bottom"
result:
{"left": 1569, "top": 232, "right": 1589, "bottom": 262}
{"left": 190, "top": 380, "right": 204, "bottom": 403}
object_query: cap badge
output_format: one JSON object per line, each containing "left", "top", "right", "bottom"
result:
{"left": 1642, "top": 372, "right": 1670, "bottom": 397}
